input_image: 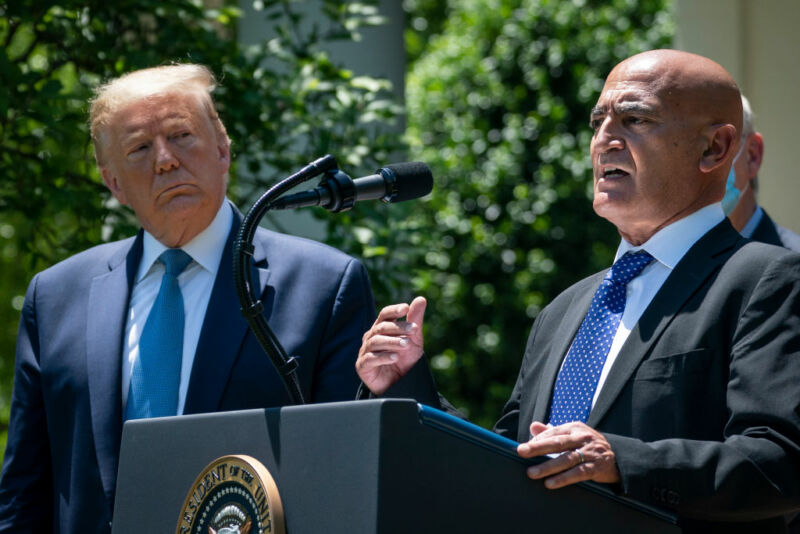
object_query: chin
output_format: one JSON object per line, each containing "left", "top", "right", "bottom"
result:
{"left": 592, "top": 196, "right": 614, "bottom": 219}
{"left": 592, "top": 198, "right": 632, "bottom": 228}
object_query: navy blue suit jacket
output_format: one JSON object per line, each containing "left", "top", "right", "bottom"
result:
{"left": 750, "top": 209, "right": 800, "bottom": 252}
{"left": 0, "top": 208, "right": 375, "bottom": 533}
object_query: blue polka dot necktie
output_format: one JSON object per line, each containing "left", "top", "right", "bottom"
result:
{"left": 125, "top": 249, "right": 193, "bottom": 420}
{"left": 548, "top": 251, "right": 654, "bottom": 426}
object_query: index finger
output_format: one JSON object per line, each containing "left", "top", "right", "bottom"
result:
{"left": 375, "top": 302, "right": 411, "bottom": 323}
{"left": 517, "top": 431, "right": 584, "bottom": 458}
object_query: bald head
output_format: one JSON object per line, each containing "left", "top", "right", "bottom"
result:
{"left": 609, "top": 50, "right": 742, "bottom": 137}
{"left": 590, "top": 49, "right": 743, "bottom": 245}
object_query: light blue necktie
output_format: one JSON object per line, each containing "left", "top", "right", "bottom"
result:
{"left": 548, "top": 251, "right": 654, "bottom": 425}
{"left": 125, "top": 249, "right": 193, "bottom": 420}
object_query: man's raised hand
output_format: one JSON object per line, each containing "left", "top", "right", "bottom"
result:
{"left": 356, "top": 296, "right": 427, "bottom": 395}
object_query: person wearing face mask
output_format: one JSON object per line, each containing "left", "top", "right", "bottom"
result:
{"left": 723, "top": 95, "right": 800, "bottom": 251}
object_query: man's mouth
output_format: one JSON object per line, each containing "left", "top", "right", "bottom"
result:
{"left": 160, "top": 182, "right": 193, "bottom": 195}
{"left": 601, "top": 167, "right": 630, "bottom": 179}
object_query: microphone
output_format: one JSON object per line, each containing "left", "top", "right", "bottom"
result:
{"left": 272, "top": 162, "right": 433, "bottom": 212}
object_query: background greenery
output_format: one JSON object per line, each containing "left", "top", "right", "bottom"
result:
{"left": 0, "top": 0, "right": 672, "bottom": 455}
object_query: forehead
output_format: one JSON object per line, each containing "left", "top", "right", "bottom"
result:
{"left": 593, "top": 78, "right": 666, "bottom": 116}
{"left": 593, "top": 57, "right": 680, "bottom": 113}
{"left": 112, "top": 93, "right": 206, "bottom": 138}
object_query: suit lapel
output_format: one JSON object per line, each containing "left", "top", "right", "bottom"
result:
{"left": 530, "top": 277, "right": 602, "bottom": 424}
{"left": 587, "top": 222, "right": 740, "bottom": 427}
{"left": 86, "top": 235, "right": 141, "bottom": 499}
{"left": 183, "top": 211, "right": 272, "bottom": 414}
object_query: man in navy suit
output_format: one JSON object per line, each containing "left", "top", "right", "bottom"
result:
{"left": 0, "top": 64, "right": 375, "bottom": 533}
{"left": 725, "top": 94, "right": 800, "bottom": 251}
{"left": 357, "top": 50, "right": 800, "bottom": 532}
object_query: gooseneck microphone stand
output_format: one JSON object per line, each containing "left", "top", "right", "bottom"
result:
{"left": 232, "top": 154, "right": 339, "bottom": 405}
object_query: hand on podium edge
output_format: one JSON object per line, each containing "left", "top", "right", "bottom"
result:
{"left": 517, "top": 421, "right": 621, "bottom": 489}
{"left": 356, "top": 296, "right": 427, "bottom": 395}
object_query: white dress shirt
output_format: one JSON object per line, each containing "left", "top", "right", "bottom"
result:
{"left": 589, "top": 203, "right": 725, "bottom": 406}
{"left": 122, "top": 201, "right": 233, "bottom": 415}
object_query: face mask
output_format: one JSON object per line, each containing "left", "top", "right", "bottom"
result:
{"left": 721, "top": 167, "right": 740, "bottom": 216}
{"left": 721, "top": 142, "right": 746, "bottom": 216}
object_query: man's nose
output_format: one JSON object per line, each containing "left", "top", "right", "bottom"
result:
{"left": 154, "top": 137, "right": 179, "bottom": 174}
{"left": 593, "top": 119, "right": 625, "bottom": 153}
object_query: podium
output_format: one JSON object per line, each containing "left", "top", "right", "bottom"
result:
{"left": 112, "top": 399, "right": 679, "bottom": 533}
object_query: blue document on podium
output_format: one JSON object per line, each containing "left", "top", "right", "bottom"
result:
{"left": 417, "top": 403, "right": 678, "bottom": 525}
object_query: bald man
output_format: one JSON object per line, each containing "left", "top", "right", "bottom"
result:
{"left": 357, "top": 50, "right": 800, "bottom": 532}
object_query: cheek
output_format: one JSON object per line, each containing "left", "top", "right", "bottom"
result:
{"left": 733, "top": 160, "right": 749, "bottom": 189}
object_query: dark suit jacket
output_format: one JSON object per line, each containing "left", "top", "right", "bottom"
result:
{"left": 748, "top": 209, "right": 800, "bottom": 534}
{"left": 488, "top": 221, "right": 800, "bottom": 532}
{"left": 401, "top": 220, "right": 800, "bottom": 532}
{"left": 0, "top": 208, "right": 375, "bottom": 533}
{"left": 751, "top": 209, "right": 800, "bottom": 252}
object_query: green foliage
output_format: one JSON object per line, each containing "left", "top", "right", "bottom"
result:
{"left": 403, "top": 0, "right": 450, "bottom": 64}
{"left": 0, "top": 0, "right": 403, "bottom": 451}
{"left": 405, "top": 0, "right": 673, "bottom": 427}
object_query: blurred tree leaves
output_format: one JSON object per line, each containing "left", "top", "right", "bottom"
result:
{"left": 404, "top": 0, "right": 673, "bottom": 427}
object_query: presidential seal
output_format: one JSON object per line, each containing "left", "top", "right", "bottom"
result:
{"left": 176, "top": 455, "right": 285, "bottom": 534}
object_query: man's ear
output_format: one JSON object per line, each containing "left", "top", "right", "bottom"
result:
{"left": 101, "top": 167, "right": 128, "bottom": 205}
{"left": 744, "top": 132, "right": 764, "bottom": 179}
{"left": 217, "top": 134, "right": 231, "bottom": 172}
{"left": 699, "top": 123, "right": 737, "bottom": 174}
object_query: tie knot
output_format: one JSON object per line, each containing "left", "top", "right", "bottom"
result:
{"left": 607, "top": 251, "right": 654, "bottom": 286}
{"left": 159, "top": 249, "right": 193, "bottom": 277}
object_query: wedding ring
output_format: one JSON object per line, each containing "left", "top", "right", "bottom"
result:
{"left": 576, "top": 449, "right": 586, "bottom": 464}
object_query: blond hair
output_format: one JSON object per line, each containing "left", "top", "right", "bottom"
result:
{"left": 89, "top": 64, "right": 229, "bottom": 164}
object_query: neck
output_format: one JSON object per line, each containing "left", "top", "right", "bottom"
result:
{"left": 727, "top": 185, "right": 756, "bottom": 232}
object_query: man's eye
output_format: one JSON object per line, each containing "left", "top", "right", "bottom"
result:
{"left": 589, "top": 119, "right": 603, "bottom": 131}
{"left": 625, "top": 117, "right": 646, "bottom": 126}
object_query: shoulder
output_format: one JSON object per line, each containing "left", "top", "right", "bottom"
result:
{"left": 250, "top": 228, "right": 370, "bottom": 292}
{"left": 776, "top": 224, "right": 800, "bottom": 253}
{"left": 753, "top": 210, "right": 800, "bottom": 252}
{"left": 33, "top": 236, "right": 137, "bottom": 286}
{"left": 253, "top": 227, "right": 362, "bottom": 270}
{"left": 710, "top": 240, "right": 800, "bottom": 313}
{"left": 728, "top": 238, "right": 800, "bottom": 274}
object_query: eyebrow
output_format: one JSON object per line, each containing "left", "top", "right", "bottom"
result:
{"left": 591, "top": 102, "right": 658, "bottom": 118}
{"left": 121, "top": 113, "right": 192, "bottom": 136}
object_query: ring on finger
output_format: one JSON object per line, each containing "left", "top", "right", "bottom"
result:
{"left": 575, "top": 449, "right": 586, "bottom": 465}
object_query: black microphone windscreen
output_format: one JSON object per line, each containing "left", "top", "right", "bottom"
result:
{"left": 383, "top": 162, "right": 433, "bottom": 202}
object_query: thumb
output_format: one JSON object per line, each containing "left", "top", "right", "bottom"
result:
{"left": 406, "top": 296, "right": 427, "bottom": 329}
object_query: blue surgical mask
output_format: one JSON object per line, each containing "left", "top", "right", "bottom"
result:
{"left": 721, "top": 166, "right": 740, "bottom": 216}
{"left": 721, "top": 142, "right": 746, "bottom": 216}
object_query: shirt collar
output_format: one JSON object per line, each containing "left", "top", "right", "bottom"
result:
{"left": 739, "top": 204, "right": 764, "bottom": 239}
{"left": 138, "top": 200, "right": 233, "bottom": 282}
{"left": 615, "top": 203, "right": 725, "bottom": 270}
